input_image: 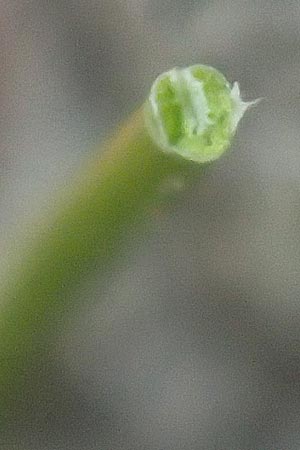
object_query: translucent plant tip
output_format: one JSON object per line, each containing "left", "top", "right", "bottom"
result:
{"left": 145, "top": 64, "right": 255, "bottom": 163}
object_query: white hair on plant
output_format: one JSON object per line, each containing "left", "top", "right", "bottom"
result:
{"left": 230, "top": 81, "right": 259, "bottom": 132}
{"left": 176, "top": 67, "right": 212, "bottom": 134}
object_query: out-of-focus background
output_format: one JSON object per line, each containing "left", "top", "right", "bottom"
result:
{"left": 1, "top": 0, "right": 300, "bottom": 449}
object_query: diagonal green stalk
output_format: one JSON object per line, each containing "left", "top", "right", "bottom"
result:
{"left": 0, "top": 65, "right": 253, "bottom": 421}
{"left": 0, "top": 110, "right": 199, "bottom": 419}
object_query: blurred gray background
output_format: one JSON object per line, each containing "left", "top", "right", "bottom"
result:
{"left": 1, "top": 0, "right": 300, "bottom": 449}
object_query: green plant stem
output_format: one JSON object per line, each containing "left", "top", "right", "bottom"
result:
{"left": 0, "top": 109, "right": 201, "bottom": 419}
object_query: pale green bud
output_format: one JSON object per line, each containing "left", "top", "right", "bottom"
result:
{"left": 145, "top": 64, "right": 256, "bottom": 163}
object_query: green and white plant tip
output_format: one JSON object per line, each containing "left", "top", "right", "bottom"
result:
{"left": 145, "top": 64, "right": 255, "bottom": 163}
{"left": 0, "top": 64, "right": 255, "bottom": 420}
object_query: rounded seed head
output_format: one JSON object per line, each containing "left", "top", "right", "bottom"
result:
{"left": 145, "top": 65, "right": 255, "bottom": 163}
